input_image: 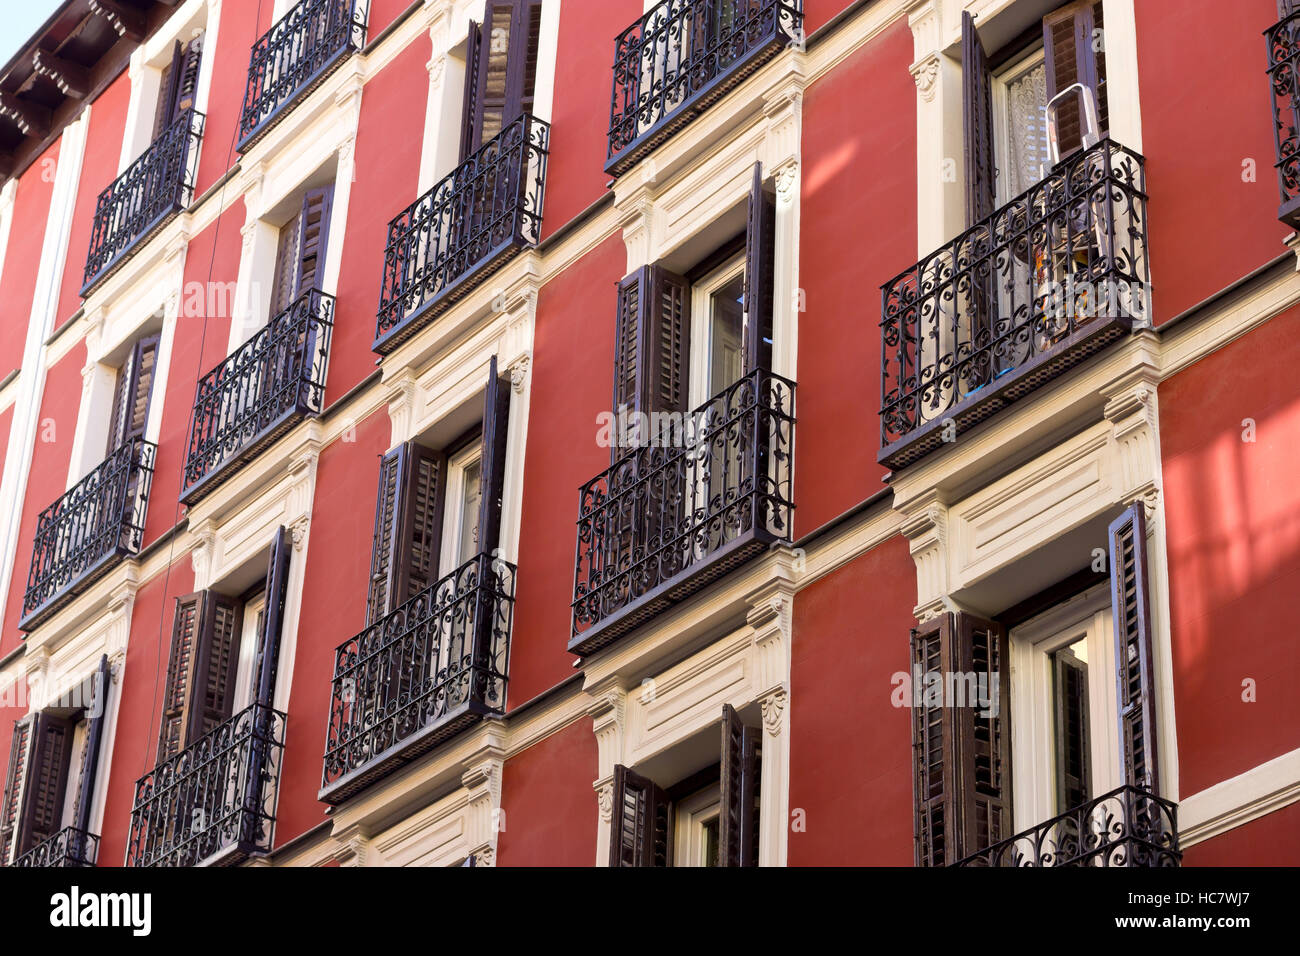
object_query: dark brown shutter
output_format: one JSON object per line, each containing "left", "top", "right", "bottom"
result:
{"left": 254, "top": 527, "right": 292, "bottom": 710}
{"left": 174, "top": 32, "right": 203, "bottom": 116}
{"left": 1053, "top": 645, "right": 1091, "bottom": 812}
{"left": 106, "top": 334, "right": 159, "bottom": 455}
{"left": 718, "top": 703, "right": 760, "bottom": 867}
{"left": 962, "top": 11, "right": 995, "bottom": 226}
{"left": 1109, "top": 503, "right": 1158, "bottom": 794}
{"left": 743, "top": 164, "right": 776, "bottom": 374}
{"left": 1043, "top": 0, "right": 1108, "bottom": 158}
{"left": 365, "top": 442, "right": 448, "bottom": 624}
{"left": 910, "top": 611, "right": 1011, "bottom": 865}
{"left": 18, "top": 713, "right": 76, "bottom": 853}
{"left": 71, "top": 655, "right": 110, "bottom": 836}
{"left": 608, "top": 764, "right": 672, "bottom": 867}
{"left": 613, "top": 266, "right": 691, "bottom": 426}
{"left": 158, "top": 590, "right": 243, "bottom": 759}
{"left": 152, "top": 41, "right": 182, "bottom": 139}
{"left": 459, "top": 0, "right": 543, "bottom": 156}
{"left": 476, "top": 357, "right": 511, "bottom": 558}
{"left": 0, "top": 716, "right": 34, "bottom": 863}
{"left": 293, "top": 185, "right": 334, "bottom": 298}
{"left": 269, "top": 213, "right": 303, "bottom": 318}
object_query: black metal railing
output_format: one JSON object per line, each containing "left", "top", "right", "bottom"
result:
{"left": 606, "top": 0, "right": 802, "bottom": 176}
{"left": 19, "top": 438, "right": 156, "bottom": 631}
{"left": 1267, "top": 5, "right": 1300, "bottom": 225}
{"left": 320, "top": 553, "right": 515, "bottom": 803}
{"left": 373, "top": 112, "right": 549, "bottom": 354}
{"left": 125, "top": 703, "right": 286, "bottom": 867}
{"left": 880, "top": 139, "right": 1148, "bottom": 470}
{"left": 571, "top": 369, "right": 795, "bottom": 655}
{"left": 954, "top": 785, "right": 1181, "bottom": 867}
{"left": 181, "top": 289, "right": 334, "bottom": 505}
{"left": 11, "top": 827, "right": 99, "bottom": 867}
{"left": 237, "top": 0, "right": 368, "bottom": 151}
{"left": 82, "top": 108, "right": 204, "bottom": 295}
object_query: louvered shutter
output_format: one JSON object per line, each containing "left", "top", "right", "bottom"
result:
{"left": 18, "top": 713, "right": 76, "bottom": 853}
{"left": 293, "top": 186, "right": 334, "bottom": 298}
{"left": 719, "top": 703, "right": 760, "bottom": 867}
{"left": 152, "top": 41, "right": 182, "bottom": 140}
{"left": 1053, "top": 645, "right": 1091, "bottom": 811}
{"left": 1043, "top": 0, "right": 1108, "bottom": 159}
{"left": 910, "top": 611, "right": 1011, "bottom": 865}
{"left": 476, "top": 357, "right": 512, "bottom": 558}
{"left": 174, "top": 33, "right": 203, "bottom": 117}
{"left": 269, "top": 215, "right": 302, "bottom": 318}
{"left": 609, "top": 764, "right": 672, "bottom": 867}
{"left": 459, "top": 0, "right": 543, "bottom": 156}
{"left": 254, "top": 526, "right": 292, "bottom": 711}
{"left": 365, "top": 442, "right": 448, "bottom": 624}
{"left": 158, "top": 592, "right": 203, "bottom": 760}
{"left": 911, "top": 614, "right": 957, "bottom": 867}
{"left": 106, "top": 335, "right": 159, "bottom": 455}
{"left": 0, "top": 716, "right": 34, "bottom": 863}
{"left": 613, "top": 267, "right": 692, "bottom": 424}
{"left": 743, "top": 164, "right": 776, "bottom": 374}
{"left": 1109, "top": 504, "right": 1158, "bottom": 794}
{"left": 962, "top": 11, "right": 995, "bottom": 227}
{"left": 72, "top": 655, "right": 110, "bottom": 836}
{"left": 193, "top": 592, "right": 244, "bottom": 739}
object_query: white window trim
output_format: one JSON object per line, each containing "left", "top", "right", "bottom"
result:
{"left": 1009, "top": 582, "right": 1119, "bottom": 831}
{"left": 439, "top": 441, "right": 483, "bottom": 573}
{"left": 672, "top": 783, "right": 721, "bottom": 867}
{"left": 232, "top": 591, "right": 267, "bottom": 714}
{"left": 990, "top": 43, "right": 1047, "bottom": 207}
{"left": 688, "top": 254, "right": 745, "bottom": 407}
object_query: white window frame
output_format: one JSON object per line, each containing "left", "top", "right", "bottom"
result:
{"left": 1009, "top": 583, "right": 1120, "bottom": 831}
{"left": 990, "top": 43, "right": 1049, "bottom": 207}
{"left": 672, "top": 783, "right": 722, "bottom": 867}
{"left": 687, "top": 254, "right": 745, "bottom": 408}
{"left": 439, "top": 442, "right": 483, "bottom": 573}
{"left": 232, "top": 590, "right": 267, "bottom": 714}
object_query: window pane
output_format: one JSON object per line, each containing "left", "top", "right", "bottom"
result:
{"left": 708, "top": 274, "right": 745, "bottom": 396}
{"left": 459, "top": 459, "right": 483, "bottom": 565}
{"left": 1001, "top": 58, "right": 1051, "bottom": 199}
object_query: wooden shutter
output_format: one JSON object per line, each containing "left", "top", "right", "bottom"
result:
{"left": 962, "top": 11, "right": 995, "bottom": 227}
{"left": 910, "top": 611, "right": 1011, "bottom": 865}
{"left": 294, "top": 186, "right": 334, "bottom": 298}
{"left": 0, "top": 716, "right": 34, "bottom": 863}
{"left": 476, "top": 357, "right": 512, "bottom": 558}
{"left": 18, "top": 713, "right": 76, "bottom": 853}
{"left": 1043, "top": 0, "right": 1108, "bottom": 158}
{"left": 106, "top": 334, "right": 160, "bottom": 455}
{"left": 1108, "top": 503, "right": 1158, "bottom": 794}
{"left": 152, "top": 32, "right": 203, "bottom": 138}
{"left": 254, "top": 527, "right": 292, "bottom": 710}
{"left": 158, "top": 590, "right": 243, "bottom": 759}
{"left": 719, "top": 703, "right": 761, "bottom": 867}
{"left": 365, "top": 442, "right": 448, "bottom": 624}
{"left": 743, "top": 164, "right": 776, "bottom": 374}
{"left": 71, "top": 655, "right": 110, "bottom": 835}
{"left": 613, "top": 266, "right": 692, "bottom": 424}
{"left": 269, "top": 215, "right": 303, "bottom": 318}
{"left": 609, "top": 764, "right": 672, "bottom": 867}
{"left": 459, "top": 0, "right": 543, "bottom": 156}
{"left": 1053, "top": 645, "right": 1091, "bottom": 812}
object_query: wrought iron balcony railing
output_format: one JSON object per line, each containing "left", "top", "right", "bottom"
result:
{"left": 125, "top": 703, "right": 286, "bottom": 867}
{"left": 180, "top": 288, "right": 333, "bottom": 505}
{"left": 373, "top": 112, "right": 549, "bottom": 354}
{"left": 320, "top": 553, "right": 515, "bottom": 804}
{"left": 82, "top": 108, "right": 204, "bottom": 296}
{"left": 606, "top": 0, "right": 802, "bottom": 177}
{"left": 571, "top": 368, "right": 795, "bottom": 656}
{"left": 879, "top": 139, "right": 1148, "bottom": 471}
{"left": 19, "top": 438, "right": 155, "bottom": 632}
{"left": 10, "top": 827, "right": 99, "bottom": 867}
{"left": 237, "top": 0, "right": 368, "bottom": 152}
{"left": 954, "top": 785, "right": 1181, "bottom": 867}
{"left": 1267, "top": 5, "right": 1300, "bottom": 226}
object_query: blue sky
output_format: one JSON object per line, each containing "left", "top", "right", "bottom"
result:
{"left": 1, "top": 0, "right": 65, "bottom": 69}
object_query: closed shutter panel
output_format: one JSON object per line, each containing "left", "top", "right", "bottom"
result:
{"left": 1053, "top": 646, "right": 1091, "bottom": 811}
{"left": 612, "top": 266, "right": 692, "bottom": 424}
{"left": 1108, "top": 504, "right": 1158, "bottom": 793}
{"left": 459, "top": 21, "right": 484, "bottom": 162}
{"left": 609, "top": 764, "right": 672, "bottom": 867}
{"left": 1043, "top": 1, "right": 1108, "bottom": 158}
{"left": 158, "top": 592, "right": 203, "bottom": 760}
{"left": 962, "top": 11, "right": 995, "bottom": 227}
{"left": 365, "top": 442, "right": 449, "bottom": 624}
{"left": 911, "top": 614, "right": 957, "bottom": 867}
{"left": 193, "top": 592, "right": 244, "bottom": 739}
{"left": 72, "top": 655, "right": 111, "bottom": 836}
{"left": 613, "top": 269, "right": 646, "bottom": 424}
{"left": 293, "top": 186, "right": 334, "bottom": 299}
{"left": 0, "top": 716, "right": 35, "bottom": 863}
{"left": 174, "top": 33, "right": 203, "bottom": 117}
{"left": 269, "top": 213, "right": 303, "bottom": 318}
{"left": 152, "top": 41, "right": 182, "bottom": 140}
{"left": 743, "top": 165, "right": 776, "bottom": 374}
{"left": 254, "top": 526, "right": 292, "bottom": 710}
{"left": 18, "top": 713, "right": 76, "bottom": 853}
{"left": 519, "top": 1, "right": 543, "bottom": 117}
{"left": 956, "top": 612, "right": 1011, "bottom": 857}
{"left": 476, "top": 357, "right": 512, "bottom": 558}
{"left": 718, "top": 703, "right": 760, "bottom": 867}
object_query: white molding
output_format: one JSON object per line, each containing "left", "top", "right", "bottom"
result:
{"left": 1178, "top": 746, "right": 1300, "bottom": 847}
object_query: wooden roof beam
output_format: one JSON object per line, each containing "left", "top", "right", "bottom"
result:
{"left": 32, "top": 51, "right": 91, "bottom": 100}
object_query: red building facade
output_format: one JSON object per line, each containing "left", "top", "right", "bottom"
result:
{"left": 0, "top": 0, "right": 1293, "bottom": 868}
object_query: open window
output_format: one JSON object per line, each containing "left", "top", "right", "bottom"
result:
{"left": 609, "top": 704, "right": 761, "bottom": 867}
{"left": 152, "top": 32, "right": 204, "bottom": 141}
{"left": 106, "top": 334, "right": 160, "bottom": 456}
{"left": 0, "top": 656, "right": 110, "bottom": 864}
{"left": 460, "top": 0, "right": 543, "bottom": 160}
{"left": 269, "top": 185, "right": 334, "bottom": 320}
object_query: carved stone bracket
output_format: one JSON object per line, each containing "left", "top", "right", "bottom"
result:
{"left": 761, "top": 688, "right": 787, "bottom": 737}
{"left": 910, "top": 54, "right": 940, "bottom": 102}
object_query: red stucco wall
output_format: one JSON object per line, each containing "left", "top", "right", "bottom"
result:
{"left": 496, "top": 717, "right": 598, "bottom": 866}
